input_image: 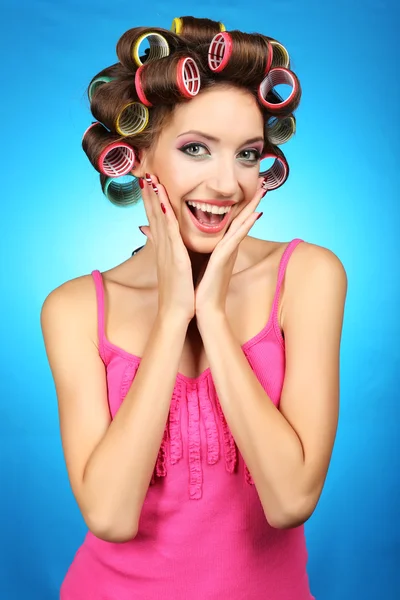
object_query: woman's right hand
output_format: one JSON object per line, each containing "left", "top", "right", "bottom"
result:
{"left": 138, "top": 173, "right": 195, "bottom": 323}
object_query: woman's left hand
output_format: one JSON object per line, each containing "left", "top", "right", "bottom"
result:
{"left": 194, "top": 177, "right": 268, "bottom": 319}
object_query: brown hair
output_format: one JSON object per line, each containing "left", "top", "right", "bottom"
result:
{"left": 82, "top": 16, "right": 301, "bottom": 206}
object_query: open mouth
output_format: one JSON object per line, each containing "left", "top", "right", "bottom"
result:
{"left": 185, "top": 202, "right": 229, "bottom": 225}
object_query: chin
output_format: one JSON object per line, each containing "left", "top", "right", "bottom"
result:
{"left": 180, "top": 231, "right": 223, "bottom": 254}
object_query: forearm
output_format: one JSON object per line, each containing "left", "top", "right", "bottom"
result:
{"left": 197, "top": 311, "right": 307, "bottom": 528}
{"left": 82, "top": 312, "right": 190, "bottom": 542}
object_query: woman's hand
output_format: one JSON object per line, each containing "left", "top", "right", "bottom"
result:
{"left": 194, "top": 177, "right": 267, "bottom": 319}
{"left": 139, "top": 173, "right": 195, "bottom": 323}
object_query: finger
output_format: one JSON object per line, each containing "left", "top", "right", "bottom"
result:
{"left": 144, "top": 173, "right": 167, "bottom": 240}
{"left": 145, "top": 174, "right": 187, "bottom": 261}
{"left": 140, "top": 176, "right": 156, "bottom": 225}
{"left": 147, "top": 175, "right": 181, "bottom": 238}
{"left": 222, "top": 211, "right": 263, "bottom": 251}
{"left": 258, "top": 175, "right": 269, "bottom": 190}
{"left": 138, "top": 224, "right": 153, "bottom": 243}
{"left": 139, "top": 181, "right": 159, "bottom": 245}
{"left": 227, "top": 185, "right": 266, "bottom": 236}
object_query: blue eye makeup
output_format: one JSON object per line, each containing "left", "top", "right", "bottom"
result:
{"left": 178, "top": 142, "right": 262, "bottom": 164}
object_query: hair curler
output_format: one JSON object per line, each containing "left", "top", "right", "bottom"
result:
{"left": 82, "top": 121, "right": 136, "bottom": 177}
{"left": 259, "top": 151, "right": 289, "bottom": 190}
{"left": 101, "top": 174, "right": 142, "bottom": 206}
{"left": 135, "top": 56, "right": 201, "bottom": 107}
{"left": 258, "top": 67, "right": 299, "bottom": 112}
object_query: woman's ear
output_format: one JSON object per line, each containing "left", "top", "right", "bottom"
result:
{"left": 132, "top": 147, "right": 148, "bottom": 179}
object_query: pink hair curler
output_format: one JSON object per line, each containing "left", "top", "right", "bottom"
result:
{"left": 258, "top": 67, "right": 298, "bottom": 111}
{"left": 97, "top": 141, "right": 136, "bottom": 177}
{"left": 259, "top": 152, "right": 289, "bottom": 190}
{"left": 208, "top": 32, "right": 233, "bottom": 73}
{"left": 135, "top": 65, "right": 152, "bottom": 107}
{"left": 208, "top": 31, "right": 273, "bottom": 75}
{"left": 82, "top": 121, "right": 102, "bottom": 143}
{"left": 176, "top": 57, "right": 201, "bottom": 97}
{"left": 134, "top": 57, "right": 201, "bottom": 106}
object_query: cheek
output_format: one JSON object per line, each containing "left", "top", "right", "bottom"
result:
{"left": 162, "top": 162, "right": 193, "bottom": 202}
{"left": 158, "top": 172, "right": 186, "bottom": 215}
{"left": 169, "top": 155, "right": 193, "bottom": 182}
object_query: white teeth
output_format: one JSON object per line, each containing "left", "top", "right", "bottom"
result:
{"left": 187, "top": 201, "right": 231, "bottom": 215}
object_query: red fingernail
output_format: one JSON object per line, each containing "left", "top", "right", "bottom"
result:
{"left": 152, "top": 183, "right": 159, "bottom": 194}
{"left": 139, "top": 178, "right": 144, "bottom": 189}
{"left": 256, "top": 212, "right": 263, "bottom": 220}
{"left": 161, "top": 203, "right": 166, "bottom": 214}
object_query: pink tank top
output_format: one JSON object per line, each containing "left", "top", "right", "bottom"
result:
{"left": 60, "top": 238, "right": 315, "bottom": 600}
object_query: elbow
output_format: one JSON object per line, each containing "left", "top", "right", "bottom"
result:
{"left": 270, "top": 511, "right": 311, "bottom": 530}
{"left": 267, "top": 498, "right": 315, "bottom": 530}
{"left": 86, "top": 514, "right": 138, "bottom": 543}
{"left": 94, "top": 526, "right": 138, "bottom": 544}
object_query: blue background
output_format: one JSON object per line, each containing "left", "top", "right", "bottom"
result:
{"left": 1, "top": 0, "right": 399, "bottom": 598}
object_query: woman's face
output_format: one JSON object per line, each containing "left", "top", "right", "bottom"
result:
{"left": 139, "top": 86, "right": 265, "bottom": 254}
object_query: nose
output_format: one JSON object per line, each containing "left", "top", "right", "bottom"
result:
{"left": 207, "top": 160, "right": 240, "bottom": 198}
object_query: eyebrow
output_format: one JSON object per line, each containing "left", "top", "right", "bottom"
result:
{"left": 177, "top": 130, "right": 264, "bottom": 146}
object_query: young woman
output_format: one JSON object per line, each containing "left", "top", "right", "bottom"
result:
{"left": 41, "top": 15, "right": 347, "bottom": 600}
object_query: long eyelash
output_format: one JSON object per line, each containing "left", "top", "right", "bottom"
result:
{"left": 245, "top": 149, "right": 262, "bottom": 161}
{"left": 180, "top": 143, "right": 261, "bottom": 161}
{"left": 180, "top": 143, "right": 205, "bottom": 157}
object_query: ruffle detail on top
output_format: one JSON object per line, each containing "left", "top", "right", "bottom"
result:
{"left": 147, "top": 374, "right": 255, "bottom": 497}
{"left": 120, "top": 361, "right": 140, "bottom": 401}
{"left": 119, "top": 363, "right": 254, "bottom": 497}
{"left": 187, "top": 386, "right": 202, "bottom": 499}
{"left": 212, "top": 381, "right": 254, "bottom": 486}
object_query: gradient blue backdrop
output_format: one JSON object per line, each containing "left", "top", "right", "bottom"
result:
{"left": 1, "top": 1, "right": 398, "bottom": 598}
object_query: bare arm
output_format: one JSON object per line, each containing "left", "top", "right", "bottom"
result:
{"left": 41, "top": 277, "right": 189, "bottom": 543}
{"left": 82, "top": 310, "right": 188, "bottom": 542}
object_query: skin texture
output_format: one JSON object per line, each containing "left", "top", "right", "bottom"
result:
{"left": 132, "top": 85, "right": 267, "bottom": 285}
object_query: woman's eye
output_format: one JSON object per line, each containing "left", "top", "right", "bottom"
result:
{"left": 180, "top": 143, "right": 261, "bottom": 162}
{"left": 180, "top": 143, "right": 207, "bottom": 156}
{"left": 240, "top": 149, "right": 261, "bottom": 161}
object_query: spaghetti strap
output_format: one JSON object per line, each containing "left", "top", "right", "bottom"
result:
{"left": 90, "top": 270, "right": 108, "bottom": 365}
{"left": 271, "top": 238, "right": 304, "bottom": 332}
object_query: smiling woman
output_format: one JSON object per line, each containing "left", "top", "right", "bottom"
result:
{"left": 40, "top": 13, "right": 347, "bottom": 600}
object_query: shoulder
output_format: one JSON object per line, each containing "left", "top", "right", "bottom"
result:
{"left": 287, "top": 240, "right": 347, "bottom": 286}
{"left": 249, "top": 236, "right": 346, "bottom": 279}
{"left": 41, "top": 273, "right": 96, "bottom": 309}
{"left": 40, "top": 273, "right": 98, "bottom": 339}
{"left": 281, "top": 240, "right": 348, "bottom": 329}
